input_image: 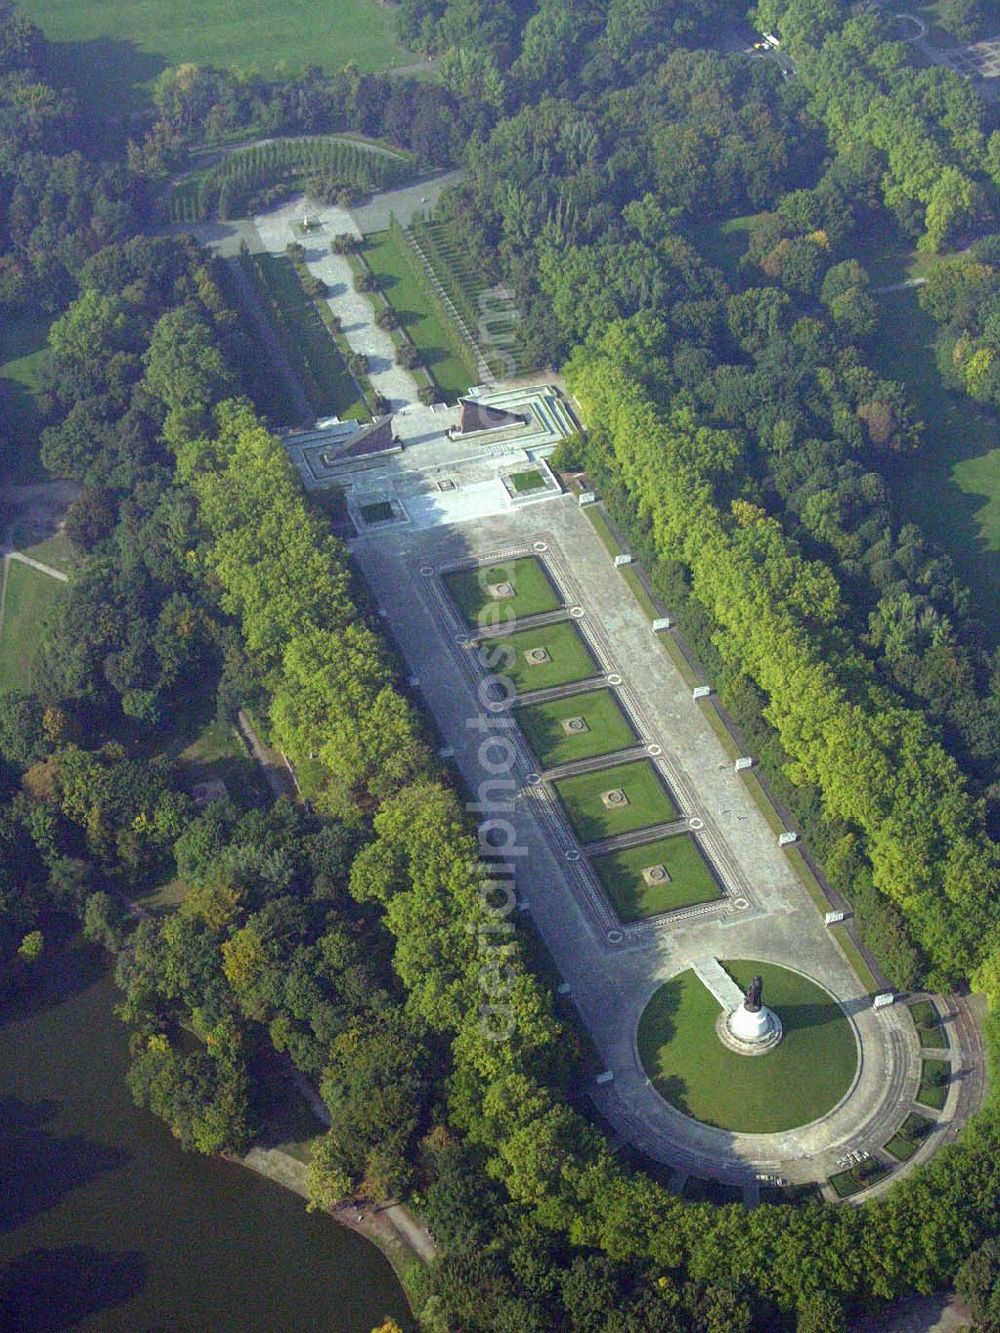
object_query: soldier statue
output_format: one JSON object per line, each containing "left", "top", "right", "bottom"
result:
{"left": 744, "top": 975, "right": 763, "bottom": 1013}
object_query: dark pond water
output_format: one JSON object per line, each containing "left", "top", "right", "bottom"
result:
{"left": 0, "top": 938, "right": 411, "bottom": 1332}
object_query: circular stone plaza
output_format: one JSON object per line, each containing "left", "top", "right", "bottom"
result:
{"left": 308, "top": 381, "right": 986, "bottom": 1206}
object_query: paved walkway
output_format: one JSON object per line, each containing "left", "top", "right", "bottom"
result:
{"left": 236, "top": 710, "right": 298, "bottom": 802}
{"left": 254, "top": 197, "right": 421, "bottom": 410}
{"left": 692, "top": 957, "right": 745, "bottom": 1011}
{"left": 349, "top": 490, "right": 980, "bottom": 1193}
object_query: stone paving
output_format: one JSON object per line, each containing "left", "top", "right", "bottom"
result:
{"left": 320, "top": 389, "right": 984, "bottom": 1200}
{"left": 253, "top": 197, "right": 421, "bottom": 411}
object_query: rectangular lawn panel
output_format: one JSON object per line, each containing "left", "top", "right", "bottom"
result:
{"left": 446, "top": 556, "right": 562, "bottom": 628}
{"left": 590, "top": 832, "right": 721, "bottom": 922}
{"left": 516, "top": 688, "right": 636, "bottom": 769}
{"left": 479, "top": 620, "right": 597, "bottom": 694}
{"left": 883, "top": 1133, "right": 917, "bottom": 1162}
{"left": 916, "top": 1058, "right": 950, "bottom": 1110}
{"left": 554, "top": 760, "right": 679, "bottom": 843}
{"left": 511, "top": 469, "right": 546, "bottom": 493}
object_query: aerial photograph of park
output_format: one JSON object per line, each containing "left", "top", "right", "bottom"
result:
{"left": 3, "top": 0, "right": 1000, "bottom": 1329}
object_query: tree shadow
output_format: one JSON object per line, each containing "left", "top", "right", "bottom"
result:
{"left": 0, "top": 1245, "right": 147, "bottom": 1331}
{"left": 0, "top": 927, "right": 106, "bottom": 1031}
{"left": 43, "top": 38, "right": 167, "bottom": 116}
{"left": 0, "top": 1096, "right": 130, "bottom": 1233}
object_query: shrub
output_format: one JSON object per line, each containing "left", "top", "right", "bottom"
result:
{"left": 286, "top": 241, "right": 306, "bottom": 263}
{"left": 375, "top": 307, "right": 398, "bottom": 330}
{"left": 419, "top": 384, "right": 436, "bottom": 405}
{"left": 330, "top": 233, "right": 356, "bottom": 255}
{"left": 397, "top": 343, "right": 421, "bottom": 369}
{"left": 356, "top": 269, "right": 378, "bottom": 292}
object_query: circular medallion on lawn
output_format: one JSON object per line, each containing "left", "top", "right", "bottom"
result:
{"left": 564, "top": 848, "right": 581, "bottom": 862}
{"left": 533, "top": 541, "right": 548, "bottom": 552}
{"left": 688, "top": 817, "right": 704, "bottom": 830}
{"left": 637, "top": 961, "right": 859, "bottom": 1134}
{"left": 570, "top": 606, "right": 585, "bottom": 618}
{"left": 607, "top": 673, "right": 623, "bottom": 686}
{"left": 647, "top": 744, "right": 662, "bottom": 756}
{"left": 420, "top": 565, "right": 435, "bottom": 576}
{"left": 607, "top": 929, "right": 623, "bottom": 944}
{"left": 526, "top": 772, "right": 542, "bottom": 785}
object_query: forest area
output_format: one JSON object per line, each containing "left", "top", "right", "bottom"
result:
{"left": 3, "top": 0, "right": 1000, "bottom": 1329}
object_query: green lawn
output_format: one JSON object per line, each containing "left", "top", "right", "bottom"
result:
{"left": 479, "top": 620, "right": 598, "bottom": 694}
{"left": 829, "top": 1160, "right": 890, "bottom": 1198}
{"left": 359, "top": 500, "right": 394, "bottom": 523}
{"left": 20, "top": 534, "right": 79, "bottom": 576}
{"left": 516, "top": 688, "right": 636, "bottom": 769}
{"left": 591, "top": 832, "right": 722, "bottom": 922}
{"left": 17, "top": 0, "right": 409, "bottom": 113}
{"left": 638, "top": 962, "right": 858, "bottom": 1134}
{"left": 908, "top": 999, "right": 951, "bottom": 1049}
{"left": 250, "top": 254, "right": 367, "bottom": 422}
{"left": 688, "top": 213, "right": 766, "bottom": 284}
{"left": 362, "top": 229, "right": 471, "bottom": 401}
{"left": 0, "top": 313, "right": 52, "bottom": 486}
{"left": 511, "top": 469, "right": 546, "bottom": 493}
{"left": 870, "top": 284, "right": 1000, "bottom": 639}
{"left": 884, "top": 1110, "right": 934, "bottom": 1161}
{"left": 0, "top": 561, "right": 65, "bottom": 691}
{"left": 916, "top": 1058, "right": 951, "bottom": 1110}
{"left": 553, "top": 760, "right": 678, "bottom": 843}
{"left": 446, "top": 556, "right": 562, "bottom": 629}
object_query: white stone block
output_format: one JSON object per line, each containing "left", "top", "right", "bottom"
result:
{"left": 824, "top": 910, "right": 847, "bottom": 925}
{"left": 595, "top": 1070, "right": 614, "bottom": 1084}
{"left": 778, "top": 831, "right": 798, "bottom": 846}
{"left": 613, "top": 553, "right": 633, "bottom": 566}
{"left": 873, "top": 991, "right": 895, "bottom": 1008}
{"left": 692, "top": 685, "right": 711, "bottom": 700}
{"left": 735, "top": 756, "right": 753, "bottom": 771}
{"left": 651, "top": 616, "right": 671, "bottom": 631}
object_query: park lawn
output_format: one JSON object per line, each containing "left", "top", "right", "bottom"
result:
{"left": 553, "top": 759, "right": 678, "bottom": 843}
{"left": 20, "top": 534, "right": 79, "bottom": 576}
{"left": 916, "top": 1058, "right": 951, "bottom": 1110}
{"left": 481, "top": 619, "right": 598, "bottom": 694}
{"left": 516, "top": 688, "right": 636, "bottom": 769}
{"left": 688, "top": 213, "right": 766, "bottom": 284}
{"left": 176, "top": 716, "right": 265, "bottom": 808}
{"left": 870, "top": 284, "right": 1000, "bottom": 638}
{"left": 591, "top": 832, "right": 721, "bottom": 923}
{"left": 0, "top": 312, "right": 52, "bottom": 485}
{"left": 362, "top": 229, "right": 471, "bottom": 401}
{"left": 446, "top": 556, "right": 561, "bottom": 628}
{"left": 0, "top": 562, "right": 65, "bottom": 691}
{"left": 17, "top": 0, "right": 409, "bottom": 114}
{"left": 638, "top": 961, "right": 858, "bottom": 1134}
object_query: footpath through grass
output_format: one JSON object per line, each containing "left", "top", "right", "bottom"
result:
{"left": 17, "top": 0, "right": 409, "bottom": 113}
{"left": 0, "top": 562, "right": 66, "bottom": 691}
{"left": 638, "top": 961, "right": 858, "bottom": 1133}
{"left": 363, "top": 229, "right": 471, "bottom": 401}
{"left": 871, "top": 284, "right": 1000, "bottom": 638}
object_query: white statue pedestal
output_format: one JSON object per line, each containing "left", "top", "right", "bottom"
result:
{"left": 717, "top": 1002, "right": 783, "bottom": 1056}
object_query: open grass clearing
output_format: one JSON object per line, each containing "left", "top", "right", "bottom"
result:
{"left": 638, "top": 961, "right": 858, "bottom": 1134}
{"left": 688, "top": 213, "right": 766, "bottom": 284}
{"left": 511, "top": 469, "right": 546, "bottom": 493}
{"left": 17, "top": 0, "right": 409, "bottom": 114}
{"left": 516, "top": 688, "right": 636, "bottom": 769}
{"left": 19, "top": 534, "right": 79, "bottom": 576}
{"left": 0, "top": 312, "right": 52, "bottom": 486}
{"left": 362, "top": 229, "right": 471, "bottom": 401}
{"left": 446, "top": 556, "right": 562, "bottom": 629}
{"left": 583, "top": 505, "right": 623, "bottom": 557}
{"left": 479, "top": 619, "right": 598, "bottom": 695}
{"left": 553, "top": 759, "right": 679, "bottom": 843}
{"left": 908, "top": 999, "right": 950, "bottom": 1048}
{"left": 591, "top": 832, "right": 722, "bottom": 923}
{"left": 869, "top": 283, "right": 1000, "bottom": 639}
{"left": 0, "top": 561, "right": 65, "bottom": 692}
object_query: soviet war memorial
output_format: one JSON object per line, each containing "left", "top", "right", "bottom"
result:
{"left": 4, "top": 0, "right": 1000, "bottom": 1331}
